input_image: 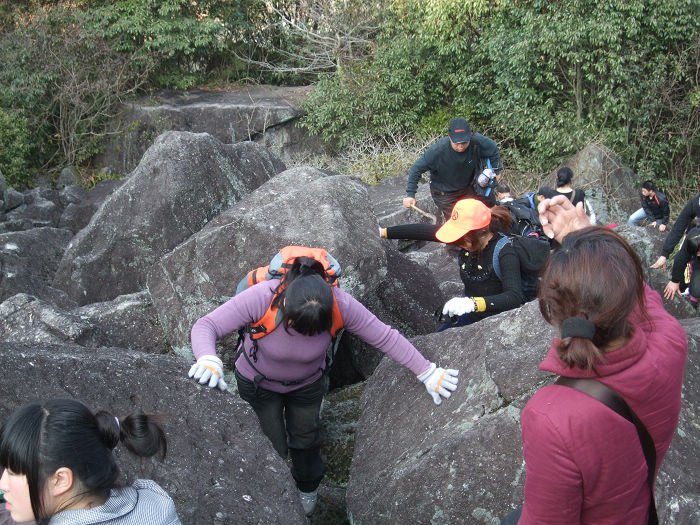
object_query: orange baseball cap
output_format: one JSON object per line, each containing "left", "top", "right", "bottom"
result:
{"left": 435, "top": 199, "right": 491, "bottom": 243}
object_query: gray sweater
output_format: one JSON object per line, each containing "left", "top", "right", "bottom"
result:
{"left": 49, "top": 480, "right": 180, "bottom": 525}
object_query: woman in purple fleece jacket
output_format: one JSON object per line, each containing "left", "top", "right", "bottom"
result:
{"left": 188, "top": 257, "right": 459, "bottom": 515}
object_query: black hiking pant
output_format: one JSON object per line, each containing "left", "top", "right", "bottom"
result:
{"left": 236, "top": 370, "right": 326, "bottom": 492}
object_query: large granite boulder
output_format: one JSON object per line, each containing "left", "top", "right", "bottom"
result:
{"left": 0, "top": 227, "right": 76, "bottom": 308}
{"left": 346, "top": 297, "right": 699, "bottom": 524}
{"left": 347, "top": 300, "right": 553, "bottom": 524}
{"left": 95, "top": 86, "right": 325, "bottom": 174}
{"left": 0, "top": 342, "right": 309, "bottom": 525}
{"left": 53, "top": 132, "right": 285, "bottom": 305}
{"left": 148, "top": 167, "right": 444, "bottom": 380}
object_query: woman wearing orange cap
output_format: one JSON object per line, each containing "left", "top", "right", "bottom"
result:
{"left": 381, "top": 199, "right": 523, "bottom": 330}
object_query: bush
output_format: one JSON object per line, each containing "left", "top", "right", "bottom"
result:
{"left": 0, "top": 6, "right": 152, "bottom": 179}
{"left": 0, "top": 109, "right": 33, "bottom": 188}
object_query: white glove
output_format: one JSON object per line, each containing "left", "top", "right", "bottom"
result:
{"left": 477, "top": 169, "right": 497, "bottom": 188}
{"left": 417, "top": 363, "right": 459, "bottom": 405}
{"left": 188, "top": 355, "right": 227, "bottom": 391}
{"left": 442, "top": 297, "right": 476, "bottom": 317}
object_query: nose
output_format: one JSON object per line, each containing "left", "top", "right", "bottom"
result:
{"left": 0, "top": 470, "right": 8, "bottom": 491}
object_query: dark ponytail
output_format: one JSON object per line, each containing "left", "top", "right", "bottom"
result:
{"left": 0, "top": 399, "right": 167, "bottom": 522}
{"left": 95, "top": 410, "right": 167, "bottom": 459}
{"left": 556, "top": 167, "right": 574, "bottom": 188}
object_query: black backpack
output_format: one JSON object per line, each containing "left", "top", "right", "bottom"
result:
{"left": 492, "top": 232, "right": 551, "bottom": 302}
{"left": 500, "top": 199, "right": 545, "bottom": 238}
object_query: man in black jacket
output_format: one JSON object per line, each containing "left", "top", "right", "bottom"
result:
{"left": 403, "top": 118, "right": 501, "bottom": 220}
{"left": 628, "top": 180, "right": 670, "bottom": 231}
{"left": 651, "top": 192, "right": 700, "bottom": 269}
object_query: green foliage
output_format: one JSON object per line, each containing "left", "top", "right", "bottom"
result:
{"left": 0, "top": 5, "right": 152, "bottom": 186}
{"left": 300, "top": 31, "right": 451, "bottom": 148}
{"left": 0, "top": 109, "right": 33, "bottom": 188}
{"left": 301, "top": 0, "right": 698, "bottom": 193}
{"left": 90, "top": 0, "right": 251, "bottom": 87}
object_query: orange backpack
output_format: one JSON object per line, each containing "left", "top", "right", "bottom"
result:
{"left": 235, "top": 246, "right": 344, "bottom": 339}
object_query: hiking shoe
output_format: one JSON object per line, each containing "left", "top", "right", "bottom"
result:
{"left": 299, "top": 489, "right": 318, "bottom": 516}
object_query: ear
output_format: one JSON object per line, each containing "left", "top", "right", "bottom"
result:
{"left": 49, "top": 467, "right": 75, "bottom": 497}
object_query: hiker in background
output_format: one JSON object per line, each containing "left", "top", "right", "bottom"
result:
{"left": 651, "top": 193, "right": 700, "bottom": 269}
{"left": 661, "top": 226, "right": 700, "bottom": 306}
{"left": 554, "top": 167, "right": 585, "bottom": 206}
{"left": 552, "top": 167, "right": 598, "bottom": 224}
{"left": 403, "top": 118, "right": 502, "bottom": 220}
{"left": 628, "top": 180, "right": 670, "bottom": 231}
{"left": 382, "top": 199, "right": 525, "bottom": 330}
{"left": 495, "top": 185, "right": 514, "bottom": 204}
{"left": 188, "top": 257, "right": 459, "bottom": 516}
{"left": 0, "top": 398, "right": 180, "bottom": 525}
{"left": 501, "top": 195, "right": 687, "bottom": 525}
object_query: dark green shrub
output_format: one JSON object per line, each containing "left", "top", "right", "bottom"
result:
{"left": 0, "top": 109, "right": 33, "bottom": 189}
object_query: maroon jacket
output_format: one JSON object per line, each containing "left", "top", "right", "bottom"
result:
{"left": 519, "top": 284, "right": 687, "bottom": 524}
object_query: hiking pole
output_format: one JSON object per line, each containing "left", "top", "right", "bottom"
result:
{"left": 409, "top": 204, "right": 437, "bottom": 224}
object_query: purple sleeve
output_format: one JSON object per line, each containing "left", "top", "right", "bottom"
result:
{"left": 190, "top": 281, "right": 276, "bottom": 360}
{"left": 335, "top": 288, "right": 431, "bottom": 376}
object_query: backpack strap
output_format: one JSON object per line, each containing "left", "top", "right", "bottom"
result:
{"left": 492, "top": 233, "right": 512, "bottom": 282}
{"left": 555, "top": 377, "right": 659, "bottom": 525}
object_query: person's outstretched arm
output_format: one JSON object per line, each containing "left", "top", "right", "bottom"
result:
{"left": 381, "top": 223, "right": 441, "bottom": 241}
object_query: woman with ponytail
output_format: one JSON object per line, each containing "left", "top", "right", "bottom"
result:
{"left": 0, "top": 398, "right": 179, "bottom": 525}
{"left": 501, "top": 196, "right": 687, "bottom": 524}
{"left": 189, "top": 255, "right": 459, "bottom": 516}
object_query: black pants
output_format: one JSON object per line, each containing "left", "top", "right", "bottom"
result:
{"left": 430, "top": 186, "right": 474, "bottom": 222}
{"left": 235, "top": 371, "right": 326, "bottom": 492}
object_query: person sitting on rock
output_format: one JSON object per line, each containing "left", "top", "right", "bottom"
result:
{"left": 627, "top": 180, "right": 670, "bottom": 231}
{"left": 0, "top": 398, "right": 180, "bottom": 525}
{"left": 187, "top": 258, "right": 459, "bottom": 516}
{"left": 500, "top": 196, "right": 687, "bottom": 525}
{"left": 381, "top": 199, "right": 523, "bottom": 330}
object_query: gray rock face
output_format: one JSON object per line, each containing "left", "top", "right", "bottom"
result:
{"left": 76, "top": 291, "right": 169, "bottom": 353}
{"left": 95, "top": 86, "right": 322, "bottom": 174}
{"left": 58, "top": 180, "right": 125, "bottom": 233}
{"left": 0, "top": 227, "right": 75, "bottom": 307}
{"left": 2, "top": 187, "right": 24, "bottom": 211}
{"left": 147, "top": 166, "right": 388, "bottom": 351}
{"left": 346, "top": 298, "right": 698, "bottom": 524}
{"left": 0, "top": 294, "right": 101, "bottom": 346}
{"left": 57, "top": 166, "right": 79, "bottom": 189}
{"left": 53, "top": 132, "right": 285, "bottom": 305}
{"left": 0, "top": 342, "right": 308, "bottom": 525}
{"left": 5, "top": 195, "right": 61, "bottom": 228}
{"left": 347, "top": 301, "right": 554, "bottom": 524}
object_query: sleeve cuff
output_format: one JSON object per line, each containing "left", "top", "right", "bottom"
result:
{"left": 473, "top": 297, "right": 487, "bottom": 312}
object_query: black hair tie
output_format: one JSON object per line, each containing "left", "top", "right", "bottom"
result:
{"left": 561, "top": 317, "right": 595, "bottom": 340}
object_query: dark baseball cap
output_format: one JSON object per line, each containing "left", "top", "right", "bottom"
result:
{"left": 448, "top": 118, "right": 471, "bottom": 144}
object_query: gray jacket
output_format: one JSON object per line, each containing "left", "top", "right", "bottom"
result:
{"left": 49, "top": 480, "right": 180, "bottom": 525}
